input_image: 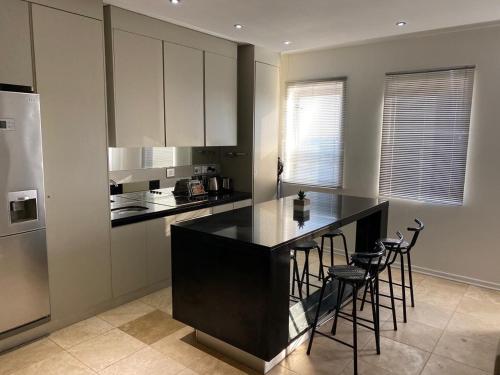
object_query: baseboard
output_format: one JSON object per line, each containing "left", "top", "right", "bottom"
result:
{"left": 329, "top": 248, "right": 500, "bottom": 291}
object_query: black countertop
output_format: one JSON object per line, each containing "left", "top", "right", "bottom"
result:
{"left": 111, "top": 191, "right": 252, "bottom": 228}
{"left": 173, "top": 192, "right": 388, "bottom": 249}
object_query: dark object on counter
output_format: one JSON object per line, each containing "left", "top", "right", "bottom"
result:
{"left": 110, "top": 184, "right": 123, "bottom": 195}
{"left": 173, "top": 179, "right": 190, "bottom": 196}
{"left": 149, "top": 180, "right": 160, "bottom": 190}
{"left": 277, "top": 157, "right": 284, "bottom": 198}
{"left": 222, "top": 177, "right": 233, "bottom": 192}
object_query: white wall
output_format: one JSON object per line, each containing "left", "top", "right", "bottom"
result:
{"left": 280, "top": 25, "right": 500, "bottom": 288}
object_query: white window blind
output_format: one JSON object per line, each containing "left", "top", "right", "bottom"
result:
{"left": 282, "top": 79, "right": 346, "bottom": 187}
{"left": 379, "top": 67, "right": 475, "bottom": 205}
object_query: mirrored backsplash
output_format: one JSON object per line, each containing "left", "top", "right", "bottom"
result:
{"left": 108, "top": 147, "right": 222, "bottom": 171}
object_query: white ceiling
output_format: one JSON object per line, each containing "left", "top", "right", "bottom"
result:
{"left": 104, "top": 0, "right": 500, "bottom": 52}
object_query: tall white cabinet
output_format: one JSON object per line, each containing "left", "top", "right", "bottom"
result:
{"left": 31, "top": 4, "right": 112, "bottom": 321}
{"left": 104, "top": 5, "right": 238, "bottom": 148}
{"left": 0, "top": 0, "right": 33, "bottom": 87}
{"left": 254, "top": 62, "right": 280, "bottom": 204}
{"left": 220, "top": 46, "right": 281, "bottom": 203}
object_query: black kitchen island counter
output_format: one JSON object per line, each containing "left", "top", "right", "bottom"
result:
{"left": 111, "top": 191, "right": 252, "bottom": 227}
{"left": 171, "top": 192, "right": 389, "bottom": 365}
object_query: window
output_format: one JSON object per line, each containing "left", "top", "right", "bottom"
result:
{"left": 282, "top": 79, "right": 346, "bottom": 187}
{"left": 379, "top": 67, "right": 475, "bottom": 205}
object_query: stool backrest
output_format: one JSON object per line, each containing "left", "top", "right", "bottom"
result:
{"left": 407, "top": 218, "right": 424, "bottom": 250}
{"left": 385, "top": 231, "right": 404, "bottom": 267}
{"left": 351, "top": 241, "right": 386, "bottom": 279}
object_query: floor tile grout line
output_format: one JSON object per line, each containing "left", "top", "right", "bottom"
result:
{"left": 93, "top": 338, "right": 146, "bottom": 373}
{"left": 433, "top": 315, "right": 497, "bottom": 373}
{"left": 48, "top": 323, "right": 115, "bottom": 351}
{"left": 64, "top": 349, "right": 100, "bottom": 374}
{"left": 2, "top": 339, "right": 65, "bottom": 375}
{"left": 416, "top": 282, "right": 468, "bottom": 375}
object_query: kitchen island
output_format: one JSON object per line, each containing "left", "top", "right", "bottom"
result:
{"left": 171, "top": 192, "right": 388, "bottom": 370}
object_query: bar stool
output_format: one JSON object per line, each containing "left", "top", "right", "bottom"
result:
{"left": 379, "top": 219, "right": 424, "bottom": 323}
{"left": 320, "top": 229, "right": 349, "bottom": 268}
{"left": 290, "top": 250, "right": 303, "bottom": 300}
{"left": 307, "top": 242, "right": 386, "bottom": 375}
{"left": 357, "top": 232, "right": 404, "bottom": 331}
{"left": 290, "top": 240, "right": 324, "bottom": 298}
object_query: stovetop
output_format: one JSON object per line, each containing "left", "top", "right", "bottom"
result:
{"left": 120, "top": 188, "right": 208, "bottom": 207}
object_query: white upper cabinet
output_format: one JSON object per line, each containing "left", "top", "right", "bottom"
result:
{"left": 0, "top": 0, "right": 33, "bottom": 87}
{"left": 164, "top": 42, "right": 205, "bottom": 147}
{"left": 29, "top": 0, "right": 103, "bottom": 19}
{"left": 205, "top": 52, "right": 237, "bottom": 146}
{"left": 104, "top": 5, "right": 238, "bottom": 148}
{"left": 109, "top": 30, "right": 165, "bottom": 147}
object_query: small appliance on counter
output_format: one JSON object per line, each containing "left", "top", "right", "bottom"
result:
{"left": 173, "top": 179, "right": 191, "bottom": 197}
{"left": 208, "top": 176, "right": 222, "bottom": 195}
{"left": 188, "top": 180, "right": 207, "bottom": 197}
{"left": 222, "top": 177, "right": 233, "bottom": 193}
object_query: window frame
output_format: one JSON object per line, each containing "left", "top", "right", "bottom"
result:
{"left": 281, "top": 77, "right": 348, "bottom": 189}
{"left": 378, "top": 66, "right": 475, "bottom": 206}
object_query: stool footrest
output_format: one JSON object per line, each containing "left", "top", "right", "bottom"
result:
{"left": 337, "top": 313, "right": 375, "bottom": 332}
{"left": 380, "top": 279, "right": 412, "bottom": 289}
{"left": 314, "top": 330, "right": 355, "bottom": 348}
{"left": 379, "top": 292, "right": 404, "bottom": 301}
{"left": 337, "top": 311, "right": 376, "bottom": 331}
{"left": 357, "top": 297, "right": 393, "bottom": 311}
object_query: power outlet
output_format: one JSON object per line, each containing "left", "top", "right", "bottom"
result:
{"left": 193, "top": 166, "right": 202, "bottom": 175}
{"left": 166, "top": 168, "right": 175, "bottom": 178}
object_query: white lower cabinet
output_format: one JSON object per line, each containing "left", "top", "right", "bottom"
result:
{"left": 175, "top": 208, "right": 212, "bottom": 223}
{"left": 111, "top": 203, "right": 250, "bottom": 297}
{"left": 146, "top": 216, "right": 176, "bottom": 285}
{"left": 111, "top": 222, "right": 148, "bottom": 297}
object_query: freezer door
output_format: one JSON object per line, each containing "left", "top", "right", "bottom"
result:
{"left": 0, "top": 91, "right": 46, "bottom": 236}
{"left": 0, "top": 229, "right": 50, "bottom": 334}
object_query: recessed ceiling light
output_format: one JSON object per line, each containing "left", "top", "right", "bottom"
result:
{"left": 234, "top": 24, "right": 243, "bottom": 30}
{"left": 396, "top": 21, "right": 407, "bottom": 27}
{"left": 170, "top": 0, "right": 180, "bottom": 4}
{"left": 284, "top": 41, "right": 292, "bottom": 45}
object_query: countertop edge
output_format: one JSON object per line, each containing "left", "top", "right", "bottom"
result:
{"left": 111, "top": 192, "right": 252, "bottom": 228}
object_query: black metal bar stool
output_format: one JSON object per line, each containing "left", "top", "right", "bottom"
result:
{"left": 378, "top": 219, "right": 424, "bottom": 322}
{"left": 357, "top": 232, "right": 403, "bottom": 331}
{"left": 320, "top": 229, "right": 349, "bottom": 268}
{"left": 291, "top": 240, "right": 324, "bottom": 298}
{"left": 307, "top": 242, "right": 386, "bottom": 375}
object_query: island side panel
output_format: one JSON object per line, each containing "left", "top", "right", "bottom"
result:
{"left": 171, "top": 225, "right": 290, "bottom": 361}
{"left": 355, "top": 202, "right": 389, "bottom": 252}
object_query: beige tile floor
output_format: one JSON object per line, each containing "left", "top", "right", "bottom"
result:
{"left": 1, "top": 253, "right": 499, "bottom": 375}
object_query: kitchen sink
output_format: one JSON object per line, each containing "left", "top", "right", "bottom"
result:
{"left": 111, "top": 206, "right": 148, "bottom": 214}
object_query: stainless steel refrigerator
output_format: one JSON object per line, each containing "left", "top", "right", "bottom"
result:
{"left": 0, "top": 87, "right": 50, "bottom": 337}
